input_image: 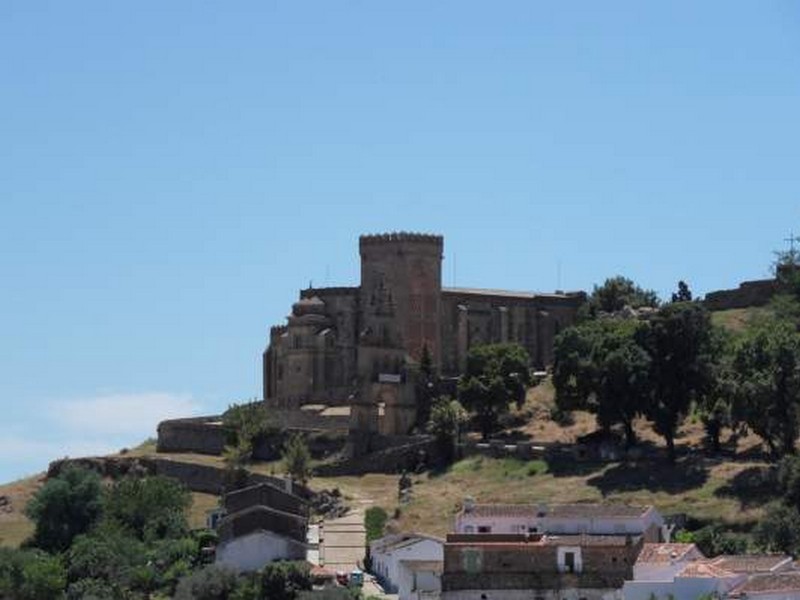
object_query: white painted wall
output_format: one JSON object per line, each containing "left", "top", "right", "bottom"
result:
{"left": 370, "top": 537, "right": 443, "bottom": 593}
{"left": 623, "top": 574, "right": 746, "bottom": 600}
{"left": 441, "top": 587, "right": 622, "bottom": 600}
{"left": 216, "top": 530, "right": 307, "bottom": 572}
{"left": 455, "top": 508, "right": 663, "bottom": 539}
{"left": 397, "top": 564, "right": 441, "bottom": 600}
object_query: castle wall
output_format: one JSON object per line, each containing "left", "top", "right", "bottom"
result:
{"left": 440, "top": 290, "right": 584, "bottom": 373}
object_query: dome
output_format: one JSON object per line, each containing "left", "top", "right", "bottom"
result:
{"left": 292, "top": 296, "right": 326, "bottom": 317}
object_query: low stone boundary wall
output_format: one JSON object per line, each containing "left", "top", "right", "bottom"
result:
{"left": 157, "top": 416, "right": 226, "bottom": 455}
{"left": 47, "top": 456, "right": 313, "bottom": 499}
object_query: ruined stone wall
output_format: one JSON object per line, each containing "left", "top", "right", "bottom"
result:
{"left": 704, "top": 278, "right": 779, "bottom": 311}
{"left": 314, "top": 435, "right": 436, "bottom": 476}
{"left": 157, "top": 416, "right": 227, "bottom": 455}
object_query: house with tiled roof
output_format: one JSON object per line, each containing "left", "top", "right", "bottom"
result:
{"left": 623, "top": 546, "right": 795, "bottom": 600}
{"left": 214, "top": 481, "right": 311, "bottom": 572}
{"left": 454, "top": 500, "right": 664, "bottom": 542}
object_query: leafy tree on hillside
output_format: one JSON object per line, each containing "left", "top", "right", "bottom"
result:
{"left": 755, "top": 503, "right": 800, "bottom": 554}
{"left": 553, "top": 320, "right": 649, "bottom": 447}
{"left": 458, "top": 344, "right": 531, "bottom": 439}
{"left": 282, "top": 434, "right": 312, "bottom": 486}
{"left": 173, "top": 565, "right": 245, "bottom": 600}
{"left": 103, "top": 475, "right": 191, "bottom": 541}
{"left": 25, "top": 465, "right": 103, "bottom": 553}
{"left": 732, "top": 319, "right": 800, "bottom": 458}
{"left": 671, "top": 280, "right": 693, "bottom": 303}
{"left": 427, "top": 396, "right": 469, "bottom": 463}
{"left": 0, "top": 548, "right": 66, "bottom": 600}
{"left": 638, "top": 303, "right": 717, "bottom": 462}
{"left": 223, "top": 401, "right": 278, "bottom": 464}
{"left": 259, "top": 561, "right": 312, "bottom": 600}
{"left": 587, "top": 275, "right": 659, "bottom": 315}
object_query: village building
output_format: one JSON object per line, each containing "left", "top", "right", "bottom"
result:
{"left": 454, "top": 500, "right": 664, "bottom": 542}
{"left": 441, "top": 532, "right": 642, "bottom": 600}
{"left": 369, "top": 533, "right": 444, "bottom": 599}
{"left": 623, "top": 545, "right": 794, "bottom": 600}
{"left": 263, "top": 232, "right": 584, "bottom": 435}
{"left": 214, "top": 481, "right": 311, "bottom": 572}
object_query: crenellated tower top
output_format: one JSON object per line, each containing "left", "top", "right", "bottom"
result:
{"left": 359, "top": 232, "right": 443, "bottom": 249}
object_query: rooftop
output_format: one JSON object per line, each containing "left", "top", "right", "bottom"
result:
{"left": 730, "top": 572, "right": 800, "bottom": 595}
{"left": 710, "top": 554, "right": 793, "bottom": 574}
{"left": 636, "top": 543, "right": 702, "bottom": 564}
{"left": 676, "top": 561, "right": 737, "bottom": 579}
{"left": 460, "top": 502, "right": 653, "bottom": 520}
{"left": 443, "top": 287, "right": 582, "bottom": 300}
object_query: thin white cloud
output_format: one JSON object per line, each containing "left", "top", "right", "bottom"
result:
{"left": 47, "top": 392, "right": 202, "bottom": 437}
{"left": 0, "top": 391, "right": 205, "bottom": 482}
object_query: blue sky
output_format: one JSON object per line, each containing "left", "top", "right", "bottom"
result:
{"left": 1, "top": 2, "right": 799, "bottom": 483}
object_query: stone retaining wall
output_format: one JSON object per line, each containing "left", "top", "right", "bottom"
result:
{"left": 315, "top": 436, "right": 436, "bottom": 476}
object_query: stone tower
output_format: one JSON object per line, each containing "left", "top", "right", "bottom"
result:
{"left": 349, "top": 233, "right": 444, "bottom": 442}
{"left": 357, "top": 232, "right": 443, "bottom": 371}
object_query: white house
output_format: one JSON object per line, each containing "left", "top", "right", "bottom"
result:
{"left": 454, "top": 501, "right": 664, "bottom": 541}
{"left": 632, "top": 543, "right": 705, "bottom": 581}
{"left": 370, "top": 533, "right": 444, "bottom": 598}
{"left": 215, "top": 505, "right": 308, "bottom": 572}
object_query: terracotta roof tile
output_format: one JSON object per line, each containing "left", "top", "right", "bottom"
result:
{"left": 731, "top": 572, "right": 800, "bottom": 595}
{"left": 461, "top": 503, "right": 651, "bottom": 519}
{"left": 710, "top": 555, "right": 793, "bottom": 574}
{"left": 636, "top": 543, "right": 702, "bottom": 564}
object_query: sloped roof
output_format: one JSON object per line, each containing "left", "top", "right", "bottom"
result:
{"left": 461, "top": 503, "right": 652, "bottom": 520}
{"left": 371, "top": 532, "right": 444, "bottom": 554}
{"left": 676, "top": 561, "right": 737, "bottom": 579}
{"left": 636, "top": 543, "right": 702, "bottom": 564}
{"left": 730, "top": 572, "right": 800, "bottom": 595}
{"left": 710, "top": 554, "right": 793, "bottom": 574}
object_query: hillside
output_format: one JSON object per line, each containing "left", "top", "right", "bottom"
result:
{"left": 0, "top": 305, "right": 779, "bottom": 548}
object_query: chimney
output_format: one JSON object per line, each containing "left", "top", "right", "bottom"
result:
{"left": 463, "top": 496, "right": 476, "bottom": 513}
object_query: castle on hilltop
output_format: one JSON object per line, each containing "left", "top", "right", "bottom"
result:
{"left": 262, "top": 233, "right": 585, "bottom": 437}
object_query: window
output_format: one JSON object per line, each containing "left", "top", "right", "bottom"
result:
{"left": 478, "top": 526, "right": 491, "bottom": 533}
{"left": 464, "top": 525, "right": 475, "bottom": 534}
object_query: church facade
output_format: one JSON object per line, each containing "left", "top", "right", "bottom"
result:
{"left": 263, "top": 233, "right": 584, "bottom": 422}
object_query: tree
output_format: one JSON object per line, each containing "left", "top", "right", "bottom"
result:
{"left": 671, "top": 280, "right": 693, "bottom": 303}
{"left": 0, "top": 548, "right": 66, "bottom": 600}
{"left": 282, "top": 434, "right": 312, "bottom": 486}
{"left": 697, "top": 328, "right": 739, "bottom": 454}
{"left": 223, "top": 401, "right": 278, "bottom": 464}
{"left": 415, "top": 344, "right": 437, "bottom": 430}
{"left": 65, "top": 523, "right": 147, "bottom": 594}
{"left": 458, "top": 344, "right": 531, "bottom": 439}
{"left": 754, "top": 503, "right": 800, "bottom": 554}
{"left": 24, "top": 465, "right": 103, "bottom": 553}
{"left": 364, "top": 506, "right": 389, "bottom": 543}
{"left": 777, "top": 455, "right": 800, "bottom": 506}
{"left": 103, "top": 475, "right": 191, "bottom": 541}
{"left": 732, "top": 319, "right": 800, "bottom": 458}
{"left": 174, "top": 565, "right": 244, "bottom": 600}
{"left": 638, "top": 303, "right": 716, "bottom": 462}
{"left": 553, "top": 320, "right": 649, "bottom": 447}
{"left": 427, "top": 396, "right": 469, "bottom": 463}
{"left": 587, "top": 275, "right": 659, "bottom": 315}
{"left": 259, "top": 561, "right": 312, "bottom": 600}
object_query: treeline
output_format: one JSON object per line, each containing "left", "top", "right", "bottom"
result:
{"left": 0, "top": 466, "right": 352, "bottom": 600}
{"left": 553, "top": 275, "right": 800, "bottom": 463}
